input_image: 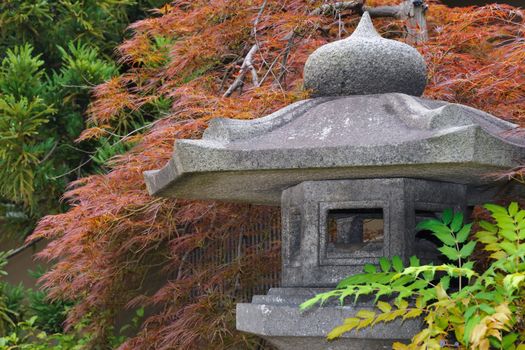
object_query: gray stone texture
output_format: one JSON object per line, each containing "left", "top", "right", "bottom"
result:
{"left": 237, "top": 288, "right": 422, "bottom": 350}
{"left": 303, "top": 12, "right": 427, "bottom": 97}
{"left": 144, "top": 93, "right": 525, "bottom": 205}
{"left": 281, "top": 178, "right": 466, "bottom": 287}
{"left": 142, "top": 10, "right": 525, "bottom": 350}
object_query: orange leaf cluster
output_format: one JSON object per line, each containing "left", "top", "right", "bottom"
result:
{"left": 30, "top": 1, "right": 525, "bottom": 349}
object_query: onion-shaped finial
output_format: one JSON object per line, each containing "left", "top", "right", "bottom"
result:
{"left": 304, "top": 12, "right": 427, "bottom": 97}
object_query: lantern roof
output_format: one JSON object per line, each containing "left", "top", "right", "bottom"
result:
{"left": 144, "top": 14, "right": 525, "bottom": 205}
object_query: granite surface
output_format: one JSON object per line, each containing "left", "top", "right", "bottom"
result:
{"left": 144, "top": 93, "right": 525, "bottom": 205}
{"left": 280, "top": 178, "right": 465, "bottom": 287}
{"left": 304, "top": 12, "right": 427, "bottom": 97}
{"left": 237, "top": 288, "right": 422, "bottom": 350}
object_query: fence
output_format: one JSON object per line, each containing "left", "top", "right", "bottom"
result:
{"left": 187, "top": 207, "right": 282, "bottom": 300}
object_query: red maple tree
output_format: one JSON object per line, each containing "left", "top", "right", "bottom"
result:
{"left": 30, "top": 1, "right": 525, "bottom": 348}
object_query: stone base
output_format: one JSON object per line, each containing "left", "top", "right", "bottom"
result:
{"left": 237, "top": 288, "right": 422, "bottom": 350}
{"left": 263, "top": 337, "right": 395, "bottom": 350}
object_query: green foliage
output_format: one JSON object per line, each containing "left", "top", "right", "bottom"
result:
{"left": 0, "top": 307, "right": 145, "bottom": 350}
{"left": 1, "top": 283, "right": 24, "bottom": 322}
{"left": 90, "top": 137, "right": 135, "bottom": 171}
{"left": 24, "top": 267, "right": 72, "bottom": 334}
{"left": 0, "top": 44, "right": 46, "bottom": 99}
{"left": 0, "top": 262, "right": 145, "bottom": 348}
{"left": 0, "top": 42, "right": 117, "bottom": 215}
{"left": 0, "top": 39, "right": 127, "bottom": 238}
{"left": 0, "top": 252, "right": 19, "bottom": 335}
{"left": 0, "top": 316, "right": 91, "bottom": 350}
{"left": 301, "top": 203, "right": 525, "bottom": 350}
{"left": 0, "top": 0, "right": 171, "bottom": 239}
{"left": 0, "top": 267, "right": 72, "bottom": 336}
{"left": 0, "top": 45, "right": 55, "bottom": 206}
{"left": 0, "top": 0, "right": 168, "bottom": 346}
{"left": 0, "top": 0, "right": 134, "bottom": 63}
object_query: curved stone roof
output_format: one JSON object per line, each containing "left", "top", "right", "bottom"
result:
{"left": 144, "top": 93, "right": 525, "bottom": 204}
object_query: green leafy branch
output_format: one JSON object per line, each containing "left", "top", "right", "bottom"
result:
{"left": 301, "top": 203, "right": 525, "bottom": 349}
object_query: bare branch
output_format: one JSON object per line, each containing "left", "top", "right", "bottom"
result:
{"left": 7, "top": 237, "right": 43, "bottom": 260}
{"left": 252, "top": 0, "right": 268, "bottom": 36}
{"left": 39, "top": 140, "right": 59, "bottom": 164}
{"left": 366, "top": 1, "right": 429, "bottom": 44}
{"left": 310, "top": 1, "right": 363, "bottom": 16}
{"left": 404, "top": 1, "right": 429, "bottom": 44}
{"left": 313, "top": 0, "right": 429, "bottom": 44}
{"left": 176, "top": 249, "right": 192, "bottom": 280}
{"left": 224, "top": 0, "right": 267, "bottom": 97}
{"left": 250, "top": 59, "right": 260, "bottom": 87}
{"left": 224, "top": 0, "right": 427, "bottom": 98}
{"left": 259, "top": 51, "right": 285, "bottom": 86}
{"left": 223, "top": 44, "right": 260, "bottom": 97}
{"left": 220, "top": 57, "right": 242, "bottom": 92}
{"left": 363, "top": 5, "right": 403, "bottom": 18}
{"left": 275, "top": 32, "right": 297, "bottom": 87}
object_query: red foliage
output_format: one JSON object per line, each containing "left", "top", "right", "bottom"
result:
{"left": 30, "top": 0, "right": 525, "bottom": 349}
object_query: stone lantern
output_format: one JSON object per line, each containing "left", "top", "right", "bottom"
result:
{"left": 144, "top": 13, "right": 525, "bottom": 350}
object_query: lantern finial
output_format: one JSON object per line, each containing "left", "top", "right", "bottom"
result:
{"left": 303, "top": 12, "right": 428, "bottom": 97}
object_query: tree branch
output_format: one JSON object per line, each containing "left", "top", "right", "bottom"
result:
{"left": 310, "top": 1, "right": 363, "bottom": 16}
{"left": 7, "top": 237, "right": 43, "bottom": 260}
{"left": 223, "top": 0, "right": 267, "bottom": 97}
{"left": 223, "top": 44, "right": 260, "bottom": 97}
{"left": 275, "top": 32, "right": 296, "bottom": 86}
{"left": 224, "top": 0, "right": 428, "bottom": 97}
{"left": 252, "top": 0, "right": 268, "bottom": 37}
{"left": 365, "top": 1, "right": 428, "bottom": 44}
{"left": 38, "top": 140, "right": 59, "bottom": 164}
{"left": 220, "top": 56, "right": 242, "bottom": 92}
{"left": 363, "top": 5, "right": 403, "bottom": 18}
{"left": 313, "top": 0, "right": 429, "bottom": 44}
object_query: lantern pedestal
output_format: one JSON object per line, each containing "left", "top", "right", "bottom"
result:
{"left": 236, "top": 178, "right": 464, "bottom": 349}
{"left": 237, "top": 288, "right": 421, "bottom": 350}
